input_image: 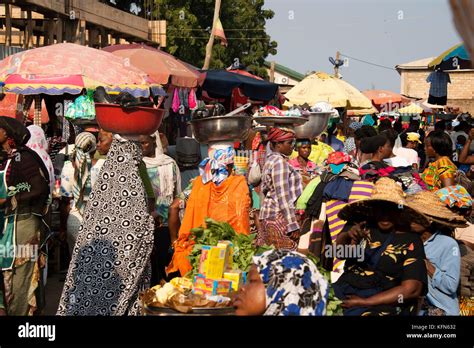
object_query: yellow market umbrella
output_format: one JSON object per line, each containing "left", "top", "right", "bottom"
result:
{"left": 284, "top": 72, "right": 373, "bottom": 109}
{"left": 398, "top": 103, "right": 424, "bottom": 114}
{"left": 347, "top": 106, "right": 378, "bottom": 116}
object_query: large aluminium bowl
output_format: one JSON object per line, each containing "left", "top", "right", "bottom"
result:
{"left": 294, "top": 112, "right": 332, "bottom": 140}
{"left": 190, "top": 115, "right": 252, "bottom": 144}
{"left": 95, "top": 103, "right": 164, "bottom": 135}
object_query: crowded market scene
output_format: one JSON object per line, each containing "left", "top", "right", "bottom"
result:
{"left": 0, "top": 0, "right": 473, "bottom": 319}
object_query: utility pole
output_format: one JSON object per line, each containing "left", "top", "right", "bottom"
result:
{"left": 334, "top": 51, "right": 341, "bottom": 78}
{"left": 202, "top": 0, "right": 222, "bottom": 70}
{"left": 270, "top": 61, "right": 275, "bottom": 82}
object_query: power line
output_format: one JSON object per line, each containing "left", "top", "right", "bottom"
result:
{"left": 175, "top": 28, "right": 266, "bottom": 31}
{"left": 168, "top": 36, "right": 270, "bottom": 40}
{"left": 339, "top": 53, "right": 396, "bottom": 71}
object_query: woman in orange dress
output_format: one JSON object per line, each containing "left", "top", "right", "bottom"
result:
{"left": 166, "top": 144, "right": 251, "bottom": 277}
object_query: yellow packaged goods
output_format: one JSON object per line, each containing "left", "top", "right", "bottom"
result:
{"left": 214, "top": 278, "right": 232, "bottom": 296}
{"left": 193, "top": 276, "right": 215, "bottom": 296}
{"left": 217, "top": 240, "right": 234, "bottom": 270}
{"left": 198, "top": 245, "right": 211, "bottom": 276}
{"left": 206, "top": 245, "right": 228, "bottom": 280}
{"left": 193, "top": 275, "right": 233, "bottom": 296}
{"left": 223, "top": 270, "right": 243, "bottom": 292}
{"left": 170, "top": 277, "right": 193, "bottom": 293}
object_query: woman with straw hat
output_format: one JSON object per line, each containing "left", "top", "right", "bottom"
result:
{"left": 334, "top": 177, "right": 429, "bottom": 316}
{"left": 406, "top": 190, "right": 466, "bottom": 316}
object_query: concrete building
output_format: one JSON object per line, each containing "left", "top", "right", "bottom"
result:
{"left": 0, "top": 1, "right": 166, "bottom": 52}
{"left": 264, "top": 61, "right": 305, "bottom": 94}
{"left": 396, "top": 56, "right": 474, "bottom": 114}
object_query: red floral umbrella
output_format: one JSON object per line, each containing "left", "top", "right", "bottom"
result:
{"left": 0, "top": 43, "right": 158, "bottom": 97}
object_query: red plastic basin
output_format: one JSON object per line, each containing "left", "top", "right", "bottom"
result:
{"left": 95, "top": 103, "right": 164, "bottom": 135}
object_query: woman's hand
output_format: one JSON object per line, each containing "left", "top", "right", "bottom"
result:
{"left": 425, "top": 259, "right": 436, "bottom": 278}
{"left": 347, "top": 221, "right": 369, "bottom": 244}
{"left": 342, "top": 295, "right": 368, "bottom": 308}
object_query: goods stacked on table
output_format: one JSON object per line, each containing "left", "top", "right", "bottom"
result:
{"left": 140, "top": 218, "right": 271, "bottom": 314}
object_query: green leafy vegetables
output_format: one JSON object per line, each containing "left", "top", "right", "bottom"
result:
{"left": 186, "top": 218, "right": 271, "bottom": 279}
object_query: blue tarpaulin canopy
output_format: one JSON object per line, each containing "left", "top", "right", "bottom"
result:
{"left": 200, "top": 69, "right": 279, "bottom": 101}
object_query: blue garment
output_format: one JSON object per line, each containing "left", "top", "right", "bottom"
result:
{"left": 427, "top": 71, "right": 451, "bottom": 97}
{"left": 180, "top": 168, "right": 200, "bottom": 191}
{"left": 323, "top": 177, "right": 353, "bottom": 201}
{"left": 328, "top": 135, "right": 344, "bottom": 152}
{"left": 424, "top": 232, "right": 460, "bottom": 315}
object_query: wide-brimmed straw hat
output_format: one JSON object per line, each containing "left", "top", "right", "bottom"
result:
{"left": 338, "top": 177, "right": 429, "bottom": 226}
{"left": 406, "top": 190, "right": 468, "bottom": 228}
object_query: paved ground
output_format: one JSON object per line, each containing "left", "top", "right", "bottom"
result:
{"left": 42, "top": 271, "right": 65, "bottom": 315}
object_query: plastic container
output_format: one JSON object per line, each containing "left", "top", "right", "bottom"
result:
{"left": 95, "top": 103, "right": 164, "bottom": 135}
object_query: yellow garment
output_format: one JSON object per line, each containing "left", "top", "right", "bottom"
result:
{"left": 166, "top": 175, "right": 251, "bottom": 276}
{"left": 291, "top": 142, "right": 334, "bottom": 166}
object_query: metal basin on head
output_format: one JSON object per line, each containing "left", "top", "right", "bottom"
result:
{"left": 294, "top": 112, "right": 332, "bottom": 140}
{"left": 190, "top": 115, "right": 252, "bottom": 144}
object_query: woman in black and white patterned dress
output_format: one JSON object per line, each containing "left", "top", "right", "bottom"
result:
{"left": 57, "top": 135, "right": 154, "bottom": 316}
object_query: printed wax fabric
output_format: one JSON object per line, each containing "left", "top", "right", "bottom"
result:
{"left": 57, "top": 137, "right": 154, "bottom": 315}
{"left": 253, "top": 249, "right": 329, "bottom": 316}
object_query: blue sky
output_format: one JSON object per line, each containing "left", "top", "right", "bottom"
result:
{"left": 264, "top": 0, "right": 461, "bottom": 92}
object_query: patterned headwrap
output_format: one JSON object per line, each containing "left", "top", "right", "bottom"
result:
{"left": 199, "top": 144, "right": 235, "bottom": 185}
{"left": 0, "top": 116, "right": 30, "bottom": 146}
{"left": 26, "top": 125, "right": 55, "bottom": 193}
{"left": 349, "top": 121, "right": 363, "bottom": 130}
{"left": 295, "top": 139, "right": 311, "bottom": 148}
{"left": 72, "top": 132, "right": 97, "bottom": 213}
{"left": 267, "top": 127, "right": 296, "bottom": 143}
{"left": 253, "top": 249, "right": 329, "bottom": 316}
{"left": 435, "top": 185, "right": 473, "bottom": 209}
{"left": 344, "top": 137, "right": 356, "bottom": 154}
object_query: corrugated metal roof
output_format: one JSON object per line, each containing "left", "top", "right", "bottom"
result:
{"left": 264, "top": 61, "right": 305, "bottom": 81}
{"left": 395, "top": 57, "right": 436, "bottom": 70}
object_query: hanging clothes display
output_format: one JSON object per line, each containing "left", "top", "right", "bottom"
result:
{"left": 427, "top": 70, "right": 451, "bottom": 105}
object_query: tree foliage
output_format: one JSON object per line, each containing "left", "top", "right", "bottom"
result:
{"left": 153, "top": 0, "right": 277, "bottom": 77}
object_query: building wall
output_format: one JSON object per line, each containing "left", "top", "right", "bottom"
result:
{"left": 266, "top": 69, "right": 300, "bottom": 86}
{"left": 400, "top": 69, "right": 474, "bottom": 113}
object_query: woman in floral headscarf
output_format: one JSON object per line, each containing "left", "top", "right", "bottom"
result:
{"left": 166, "top": 143, "right": 251, "bottom": 277}
{"left": 234, "top": 249, "right": 329, "bottom": 316}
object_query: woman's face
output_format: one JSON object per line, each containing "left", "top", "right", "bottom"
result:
{"left": 139, "top": 135, "right": 156, "bottom": 157}
{"left": 373, "top": 206, "right": 396, "bottom": 231}
{"left": 97, "top": 130, "right": 113, "bottom": 156}
{"left": 234, "top": 265, "right": 266, "bottom": 316}
{"left": 410, "top": 222, "right": 427, "bottom": 234}
{"left": 406, "top": 141, "right": 418, "bottom": 150}
{"left": 425, "top": 138, "right": 436, "bottom": 158}
{"left": 276, "top": 139, "right": 295, "bottom": 156}
{"left": 0, "top": 127, "right": 8, "bottom": 145}
{"left": 379, "top": 140, "right": 393, "bottom": 159}
{"left": 298, "top": 144, "right": 312, "bottom": 159}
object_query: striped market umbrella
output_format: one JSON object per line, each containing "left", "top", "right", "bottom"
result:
{"left": 0, "top": 43, "right": 159, "bottom": 97}
{"left": 428, "top": 43, "right": 471, "bottom": 70}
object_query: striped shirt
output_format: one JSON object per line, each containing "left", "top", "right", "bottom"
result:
{"left": 260, "top": 152, "right": 303, "bottom": 233}
{"left": 326, "top": 181, "right": 375, "bottom": 271}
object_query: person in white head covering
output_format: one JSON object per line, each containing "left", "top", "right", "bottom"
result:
{"left": 139, "top": 131, "right": 181, "bottom": 284}
{"left": 26, "top": 125, "right": 55, "bottom": 193}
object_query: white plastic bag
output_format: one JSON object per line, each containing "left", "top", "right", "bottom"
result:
{"left": 248, "top": 159, "right": 262, "bottom": 186}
